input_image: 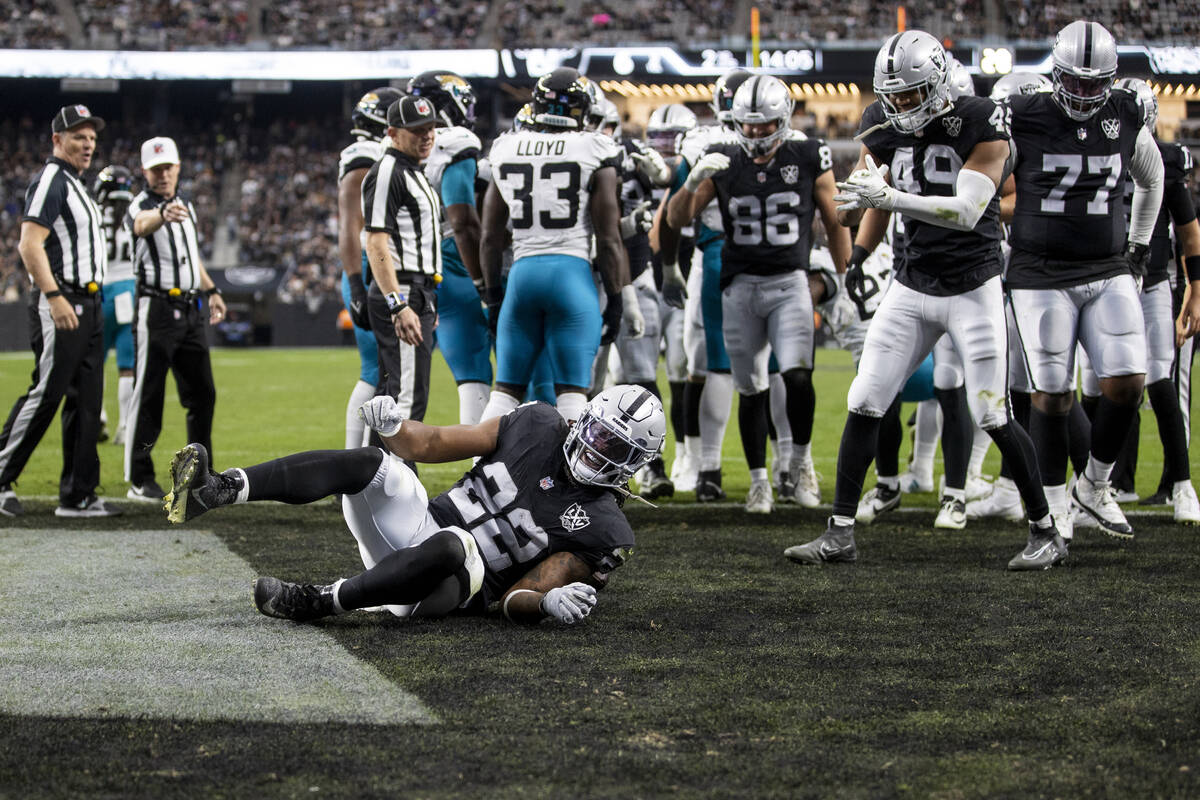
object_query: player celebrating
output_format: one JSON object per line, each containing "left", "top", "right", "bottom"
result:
{"left": 1005, "top": 22, "right": 1163, "bottom": 539}
{"left": 165, "top": 385, "right": 665, "bottom": 625}
{"left": 479, "top": 68, "right": 641, "bottom": 424}
{"left": 667, "top": 74, "right": 850, "bottom": 514}
{"left": 337, "top": 87, "right": 401, "bottom": 448}
{"left": 785, "top": 30, "right": 1066, "bottom": 570}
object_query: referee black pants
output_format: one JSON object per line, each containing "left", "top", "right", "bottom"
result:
{"left": 125, "top": 294, "right": 216, "bottom": 486}
{"left": 368, "top": 279, "right": 436, "bottom": 423}
{"left": 0, "top": 291, "right": 104, "bottom": 505}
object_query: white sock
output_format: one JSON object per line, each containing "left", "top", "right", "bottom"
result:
{"left": 556, "top": 391, "right": 587, "bottom": 423}
{"left": 457, "top": 381, "right": 490, "bottom": 426}
{"left": 1045, "top": 483, "right": 1068, "bottom": 510}
{"left": 345, "top": 380, "right": 376, "bottom": 449}
{"left": 943, "top": 487, "right": 965, "bottom": 502}
{"left": 969, "top": 425, "right": 991, "bottom": 477}
{"left": 233, "top": 468, "right": 250, "bottom": 504}
{"left": 792, "top": 442, "right": 812, "bottom": 468}
{"left": 684, "top": 436, "right": 702, "bottom": 464}
{"left": 878, "top": 474, "right": 900, "bottom": 490}
{"left": 700, "top": 373, "right": 734, "bottom": 472}
{"left": 750, "top": 467, "right": 768, "bottom": 484}
{"left": 832, "top": 514, "right": 855, "bottom": 528}
{"left": 1084, "top": 456, "right": 1114, "bottom": 485}
{"left": 481, "top": 390, "right": 521, "bottom": 422}
{"left": 911, "top": 399, "right": 941, "bottom": 475}
{"left": 1174, "top": 479, "right": 1193, "bottom": 499}
{"left": 330, "top": 578, "right": 347, "bottom": 614}
{"left": 116, "top": 375, "right": 133, "bottom": 428}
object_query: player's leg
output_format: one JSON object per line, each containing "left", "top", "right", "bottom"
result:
{"left": 761, "top": 271, "right": 819, "bottom": 507}
{"left": 436, "top": 262, "right": 493, "bottom": 425}
{"left": 1074, "top": 275, "right": 1147, "bottom": 538}
{"left": 767, "top": 368, "right": 794, "bottom": 501}
{"left": 722, "top": 274, "right": 773, "bottom": 513}
{"left": 695, "top": 239, "right": 732, "bottom": 499}
{"left": 931, "top": 334, "right": 971, "bottom": 528}
{"left": 170, "top": 314, "right": 217, "bottom": 466}
{"left": 1141, "top": 281, "right": 1198, "bottom": 522}
{"left": 1009, "top": 285, "right": 1080, "bottom": 537}
{"left": 616, "top": 271, "right": 671, "bottom": 498}
{"left": 786, "top": 283, "right": 941, "bottom": 563}
{"left": 856, "top": 394, "right": 904, "bottom": 524}
{"left": 542, "top": 255, "right": 603, "bottom": 423}
{"left": 947, "top": 278, "right": 1064, "bottom": 568}
{"left": 482, "top": 256, "right": 549, "bottom": 420}
{"left": 341, "top": 271, "right": 380, "bottom": 447}
{"left": 125, "top": 295, "right": 178, "bottom": 488}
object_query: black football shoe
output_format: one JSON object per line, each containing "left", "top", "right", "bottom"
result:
{"left": 254, "top": 577, "right": 337, "bottom": 622}
{"left": 165, "top": 443, "right": 241, "bottom": 523}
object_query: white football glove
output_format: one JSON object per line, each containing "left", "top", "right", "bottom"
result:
{"left": 540, "top": 582, "right": 598, "bottom": 624}
{"left": 620, "top": 283, "right": 645, "bottom": 339}
{"left": 683, "top": 152, "right": 731, "bottom": 192}
{"left": 631, "top": 149, "right": 672, "bottom": 186}
{"left": 834, "top": 155, "right": 894, "bottom": 212}
{"left": 619, "top": 200, "right": 654, "bottom": 240}
{"left": 661, "top": 260, "right": 687, "bottom": 309}
{"left": 358, "top": 395, "right": 404, "bottom": 437}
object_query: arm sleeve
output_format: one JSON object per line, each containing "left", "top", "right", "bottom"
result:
{"left": 440, "top": 157, "right": 477, "bottom": 207}
{"left": 1128, "top": 125, "right": 1165, "bottom": 246}
{"left": 885, "top": 168, "right": 998, "bottom": 233}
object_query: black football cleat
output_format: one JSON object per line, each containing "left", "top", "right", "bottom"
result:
{"left": 165, "top": 443, "right": 240, "bottom": 523}
{"left": 253, "top": 577, "right": 337, "bottom": 622}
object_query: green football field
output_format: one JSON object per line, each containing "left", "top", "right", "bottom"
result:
{"left": 0, "top": 345, "right": 1198, "bottom": 798}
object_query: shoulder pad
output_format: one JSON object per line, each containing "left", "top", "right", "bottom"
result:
{"left": 435, "top": 126, "right": 483, "bottom": 159}
{"left": 786, "top": 129, "right": 808, "bottom": 141}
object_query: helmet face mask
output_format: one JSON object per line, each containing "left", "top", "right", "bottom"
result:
{"left": 1050, "top": 21, "right": 1118, "bottom": 121}
{"left": 563, "top": 386, "right": 666, "bottom": 489}
{"left": 873, "top": 30, "right": 951, "bottom": 134}
{"left": 646, "top": 103, "right": 696, "bottom": 157}
{"left": 407, "top": 71, "right": 477, "bottom": 130}
{"left": 352, "top": 86, "right": 404, "bottom": 140}
{"left": 586, "top": 97, "right": 621, "bottom": 138}
{"left": 732, "top": 75, "right": 793, "bottom": 158}
{"left": 532, "top": 68, "right": 593, "bottom": 131}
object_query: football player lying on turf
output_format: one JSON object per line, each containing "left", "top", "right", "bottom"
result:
{"left": 164, "top": 384, "right": 666, "bottom": 625}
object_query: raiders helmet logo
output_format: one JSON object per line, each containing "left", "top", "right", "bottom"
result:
{"left": 942, "top": 115, "right": 963, "bottom": 137}
{"left": 1101, "top": 118, "right": 1120, "bottom": 139}
{"left": 780, "top": 164, "right": 799, "bottom": 184}
{"left": 560, "top": 503, "right": 590, "bottom": 532}
{"left": 1076, "top": 127, "right": 1088, "bottom": 141}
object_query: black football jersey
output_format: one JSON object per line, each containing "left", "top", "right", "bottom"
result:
{"left": 427, "top": 403, "right": 635, "bottom": 607}
{"left": 858, "top": 96, "right": 1008, "bottom": 296}
{"left": 618, "top": 138, "right": 656, "bottom": 280}
{"left": 1007, "top": 90, "right": 1145, "bottom": 289}
{"left": 707, "top": 136, "right": 830, "bottom": 288}
{"left": 1148, "top": 141, "right": 1196, "bottom": 286}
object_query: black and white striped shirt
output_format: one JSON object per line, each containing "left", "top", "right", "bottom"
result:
{"left": 361, "top": 147, "right": 442, "bottom": 277}
{"left": 21, "top": 156, "right": 106, "bottom": 290}
{"left": 125, "top": 191, "right": 203, "bottom": 292}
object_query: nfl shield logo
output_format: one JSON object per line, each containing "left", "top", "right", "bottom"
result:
{"left": 1077, "top": 127, "right": 1088, "bottom": 141}
{"left": 539, "top": 476, "right": 554, "bottom": 491}
{"left": 780, "top": 164, "right": 799, "bottom": 184}
{"left": 756, "top": 171, "right": 767, "bottom": 183}
{"left": 75, "top": 105, "right": 90, "bottom": 117}
{"left": 942, "top": 116, "right": 963, "bottom": 137}
{"left": 560, "top": 503, "right": 590, "bottom": 532}
{"left": 153, "top": 143, "right": 165, "bottom": 154}
{"left": 1101, "top": 118, "right": 1120, "bottom": 139}
{"left": 414, "top": 98, "right": 432, "bottom": 115}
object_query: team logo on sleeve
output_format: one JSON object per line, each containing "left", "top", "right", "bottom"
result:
{"left": 780, "top": 164, "right": 799, "bottom": 184}
{"left": 942, "top": 116, "right": 962, "bottom": 137}
{"left": 1101, "top": 118, "right": 1120, "bottom": 139}
{"left": 560, "top": 503, "right": 591, "bottom": 532}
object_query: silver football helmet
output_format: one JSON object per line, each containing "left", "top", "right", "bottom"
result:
{"left": 873, "top": 30, "right": 952, "bottom": 134}
{"left": 989, "top": 71, "right": 1052, "bottom": 101}
{"left": 947, "top": 58, "right": 975, "bottom": 99}
{"left": 731, "top": 75, "right": 794, "bottom": 157}
{"left": 646, "top": 103, "right": 697, "bottom": 157}
{"left": 711, "top": 68, "right": 753, "bottom": 129}
{"left": 1115, "top": 76, "right": 1158, "bottom": 132}
{"left": 587, "top": 95, "right": 620, "bottom": 136}
{"left": 1051, "top": 20, "right": 1118, "bottom": 121}
{"left": 563, "top": 385, "right": 666, "bottom": 489}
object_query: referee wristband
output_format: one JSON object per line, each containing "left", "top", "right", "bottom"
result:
{"left": 43, "top": 289, "right": 63, "bottom": 299}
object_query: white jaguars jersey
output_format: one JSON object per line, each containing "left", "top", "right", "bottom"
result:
{"left": 424, "top": 126, "right": 482, "bottom": 194}
{"left": 338, "top": 138, "right": 384, "bottom": 183}
{"left": 487, "top": 129, "right": 622, "bottom": 262}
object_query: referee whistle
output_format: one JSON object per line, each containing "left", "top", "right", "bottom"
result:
{"left": 86, "top": 282, "right": 99, "bottom": 295}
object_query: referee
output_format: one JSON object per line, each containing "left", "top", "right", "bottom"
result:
{"left": 124, "top": 136, "right": 226, "bottom": 502}
{"left": 0, "top": 104, "right": 119, "bottom": 518}
{"left": 361, "top": 95, "right": 442, "bottom": 423}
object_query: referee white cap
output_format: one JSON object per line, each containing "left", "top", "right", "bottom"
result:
{"left": 141, "top": 136, "right": 180, "bottom": 169}
{"left": 388, "top": 96, "right": 437, "bottom": 129}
